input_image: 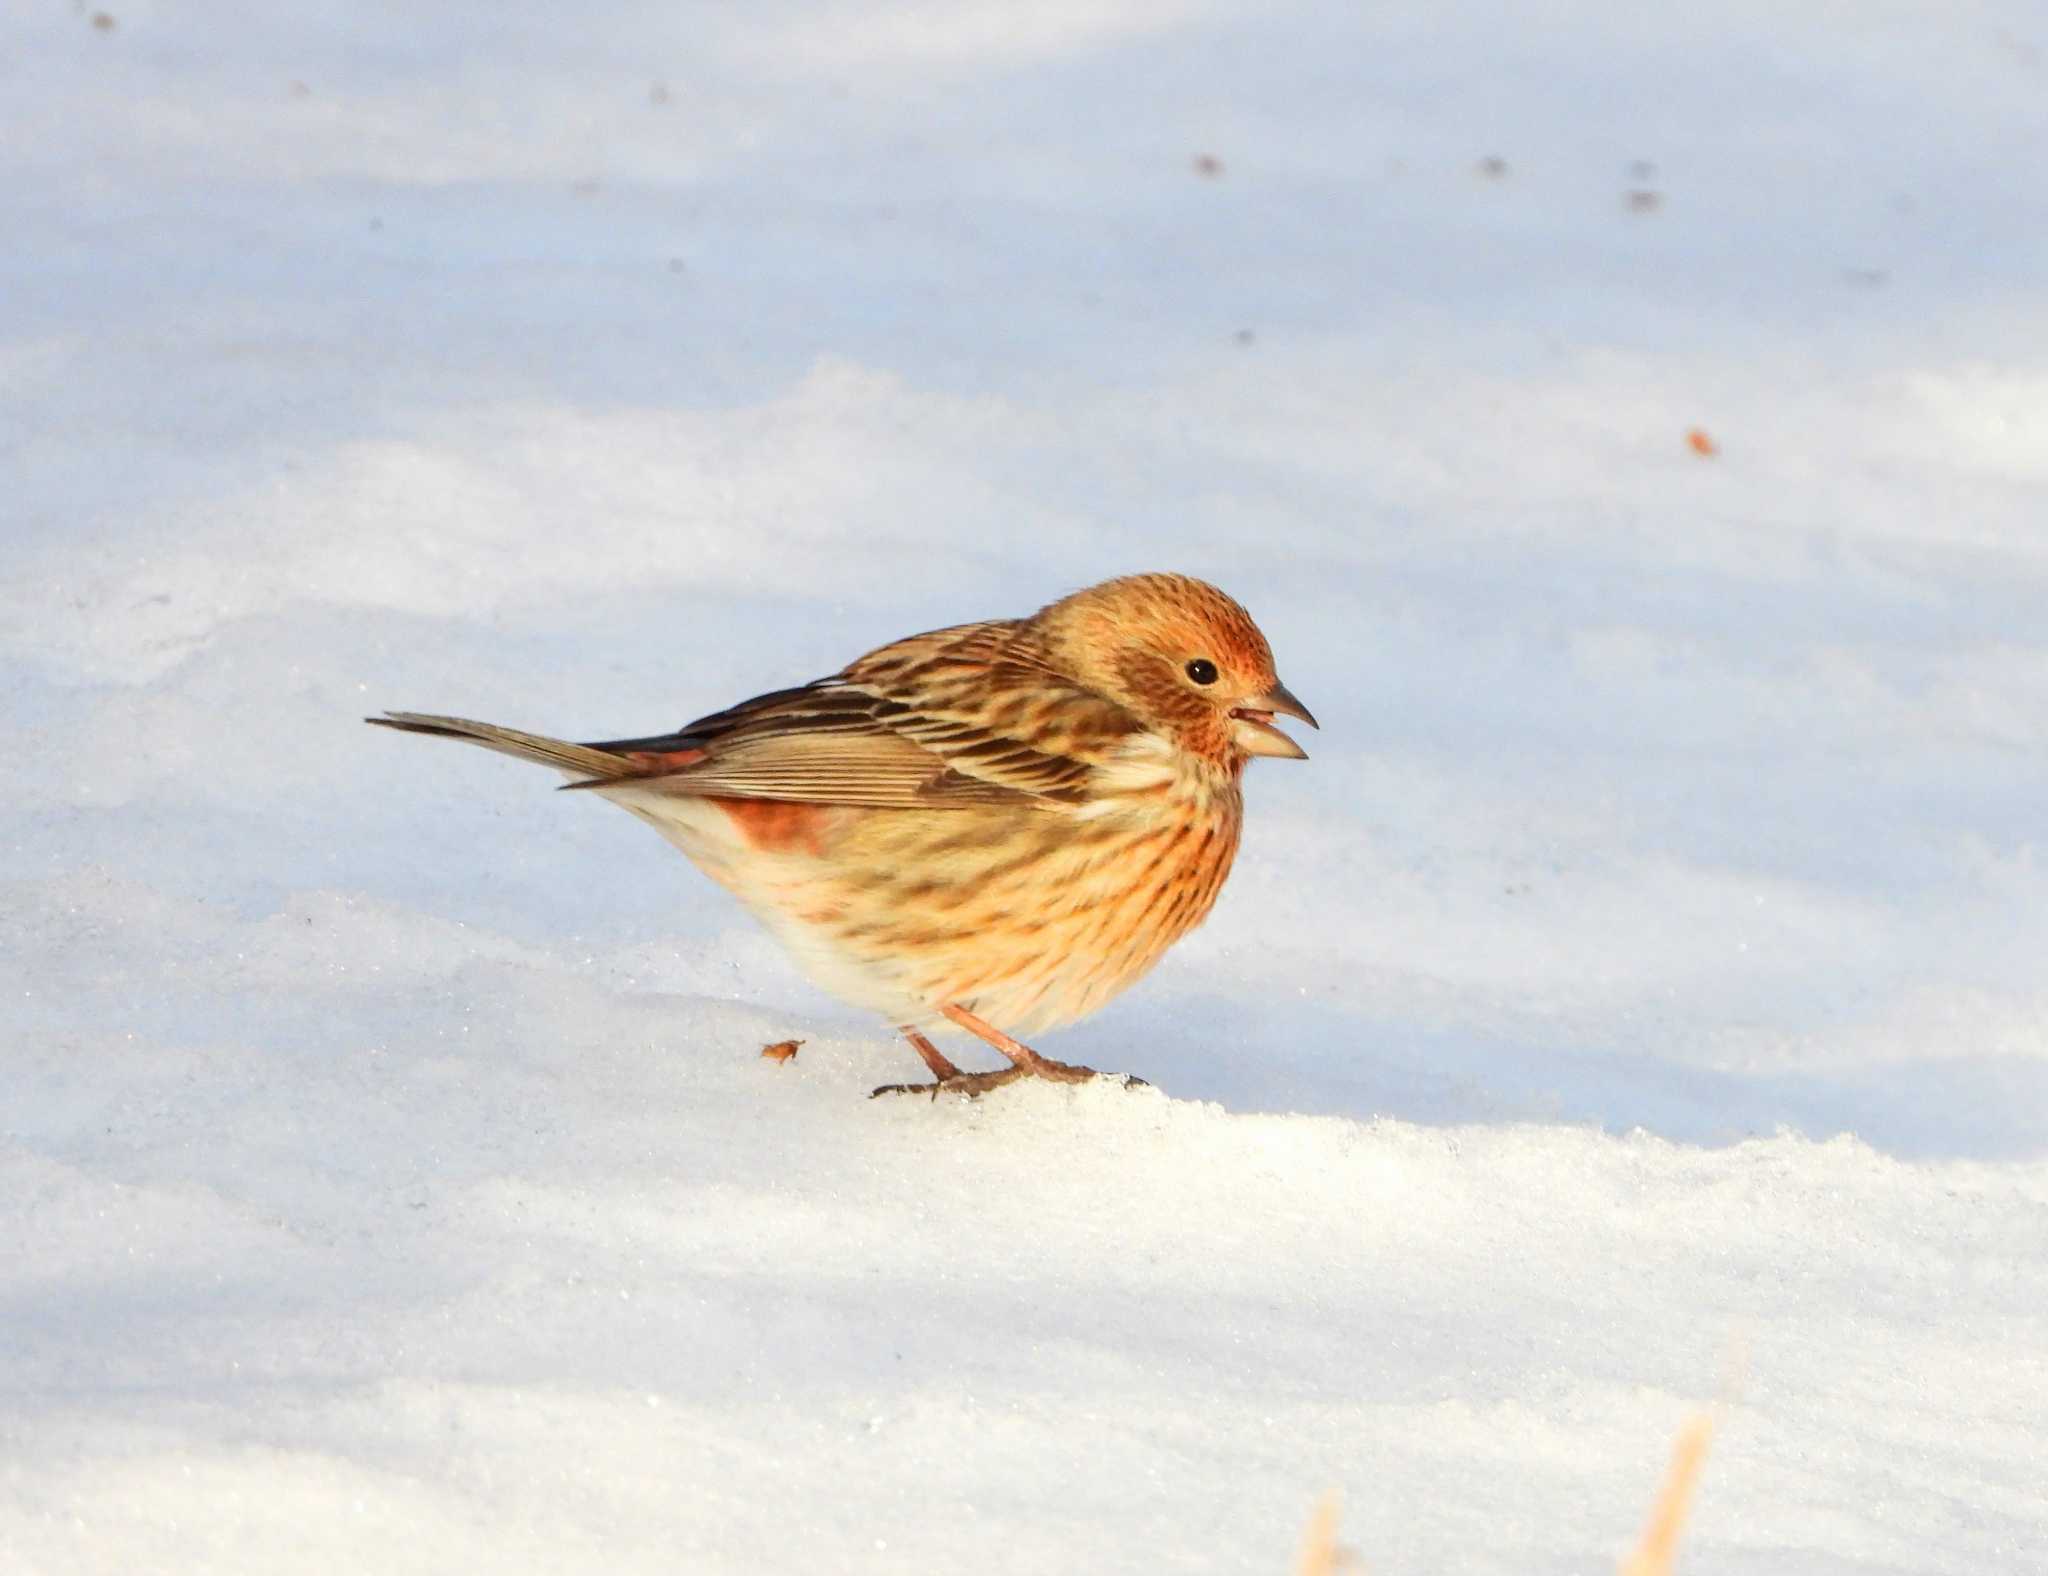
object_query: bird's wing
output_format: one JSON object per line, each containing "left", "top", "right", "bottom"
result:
{"left": 579, "top": 620, "right": 1140, "bottom": 809}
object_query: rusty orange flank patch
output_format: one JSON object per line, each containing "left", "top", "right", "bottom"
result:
{"left": 710, "top": 796, "right": 833, "bottom": 856}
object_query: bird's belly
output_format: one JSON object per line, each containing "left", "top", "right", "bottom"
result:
{"left": 610, "top": 790, "right": 1241, "bottom": 1035}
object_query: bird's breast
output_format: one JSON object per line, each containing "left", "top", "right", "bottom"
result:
{"left": 831, "top": 773, "right": 1246, "bottom": 1033}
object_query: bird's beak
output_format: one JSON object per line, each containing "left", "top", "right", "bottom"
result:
{"left": 1230, "top": 679, "right": 1318, "bottom": 760}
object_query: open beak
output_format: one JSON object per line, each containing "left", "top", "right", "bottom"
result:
{"left": 1230, "top": 679, "right": 1318, "bottom": 760}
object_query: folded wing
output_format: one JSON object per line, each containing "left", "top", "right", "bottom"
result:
{"left": 581, "top": 619, "right": 1140, "bottom": 810}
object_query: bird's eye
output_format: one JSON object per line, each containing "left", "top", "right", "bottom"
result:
{"left": 1185, "top": 659, "right": 1219, "bottom": 686}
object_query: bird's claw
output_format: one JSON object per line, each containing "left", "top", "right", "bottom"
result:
{"left": 868, "top": 1065, "right": 1150, "bottom": 1100}
{"left": 871, "top": 1066, "right": 1032, "bottom": 1099}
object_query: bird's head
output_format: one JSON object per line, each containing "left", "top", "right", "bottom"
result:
{"left": 1032, "top": 573, "right": 1317, "bottom": 767}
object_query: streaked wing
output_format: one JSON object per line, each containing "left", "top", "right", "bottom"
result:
{"left": 580, "top": 619, "right": 1139, "bottom": 809}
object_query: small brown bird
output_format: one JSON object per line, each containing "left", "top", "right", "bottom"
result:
{"left": 369, "top": 573, "right": 1314, "bottom": 1095}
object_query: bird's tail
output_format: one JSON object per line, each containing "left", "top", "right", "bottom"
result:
{"left": 366, "top": 712, "right": 636, "bottom": 781}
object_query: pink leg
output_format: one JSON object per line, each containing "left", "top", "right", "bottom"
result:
{"left": 871, "top": 1025, "right": 1031, "bottom": 1098}
{"left": 872, "top": 1009, "right": 1139, "bottom": 1099}
{"left": 939, "top": 1003, "right": 1095, "bottom": 1083}
{"left": 902, "top": 1028, "right": 963, "bottom": 1081}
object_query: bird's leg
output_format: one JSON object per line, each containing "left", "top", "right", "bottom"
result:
{"left": 870, "top": 1027, "right": 1034, "bottom": 1099}
{"left": 939, "top": 1003, "right": 1096, "bottom": 1083}
{"left": 870, "top": 1012, "right": 1141, "bottom": 1099}
{"left": 903, "top": 1028, "right": 963, "bottom": 1081}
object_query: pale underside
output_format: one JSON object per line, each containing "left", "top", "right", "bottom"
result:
{"left": 605, "top": 735, "right": 1242, "bottom": 1036}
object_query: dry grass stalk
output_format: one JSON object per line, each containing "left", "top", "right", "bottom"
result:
{"left": 1293, "top": 1408, "right": 1715, "bottom": 1575}
{"left": 1619, "top": 1411, "right": 1715, "bottom": 1576}
{"left": 1294, "top": 1491, "right": 1356, "bottom": 1575}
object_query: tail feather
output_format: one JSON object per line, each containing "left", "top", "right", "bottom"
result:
{"left": 367, "top": 712, "right": 635, "bottom": 781}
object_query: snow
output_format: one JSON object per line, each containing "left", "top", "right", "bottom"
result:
{"left": 5, "top": 0, "right": 2047, "bottom": 1569}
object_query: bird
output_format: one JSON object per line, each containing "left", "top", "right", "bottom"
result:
{"left": 367, "top": 573, "right": 1315, "bottom": 1097}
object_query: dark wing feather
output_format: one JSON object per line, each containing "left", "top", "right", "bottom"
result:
{"left": 577, "top": 619, "right": 1139, "bottom": 809}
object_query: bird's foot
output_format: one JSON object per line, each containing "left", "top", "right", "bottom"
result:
{"left": 871, "top": 1066, "right": 1033, "bottom": 1099}
{"left": 1019, "top": 1051, "right": 1096, "bottom": 1084}
{"left": 1005, "top": 1049, "right": 1151, "bottom": 1090}
{"left": 868, "top": 1064, "right": 1149, "bottom": 1099}
{"left": 931, "top": 1002, "right": 1145, "bottom": 1088}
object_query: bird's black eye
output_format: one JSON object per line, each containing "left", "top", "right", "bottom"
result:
{"left": 1185, "top": 658, "right": 1219, "bottom": 686}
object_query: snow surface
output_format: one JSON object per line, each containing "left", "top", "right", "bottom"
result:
{"left": 5, "top": 1, "right": 2048, "bottom": 1570}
